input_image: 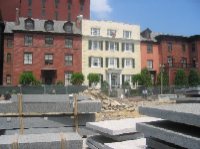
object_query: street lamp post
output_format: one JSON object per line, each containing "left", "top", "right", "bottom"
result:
{"left": 160, "top": 64, "right": 165, "bottom": 94}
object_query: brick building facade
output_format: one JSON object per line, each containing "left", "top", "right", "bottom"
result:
{"left": 0, "top": 0, "right": 90, "bottom": 21}
{"left": 3, "top": 17, "right": 82, "bottom": 85}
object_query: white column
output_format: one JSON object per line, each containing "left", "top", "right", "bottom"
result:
{"left": 109, "top": 73, "right": 112, "bottom": 89}
{"left": 120, "top": 74, "right": 122, "bottom": 88}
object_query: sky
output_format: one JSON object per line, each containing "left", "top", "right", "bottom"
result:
{"left": 90, "top": 0, "right": 200, "bottom": 36}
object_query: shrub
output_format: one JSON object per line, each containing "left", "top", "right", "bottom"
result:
{"left": 87, "top": 73, "right": 100, "bottom": 87}
{"left": 19, "top": 72, "right": 36, "bottom": 85}
{"left": 174, "top": 69, "right": 188, "bottom": 86}
{"left": 56, "top": 80, "right": 64, "bottom": 86}
{"left": 188, "top": 69, "right": 199, "bottom": 86}
{"left": 70, "top": 73, "right": 84, "bottom": 85}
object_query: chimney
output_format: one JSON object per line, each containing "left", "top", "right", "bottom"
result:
{"left": 76, "top": 15, "right": 83, "bottom": 29}
{"left": 15, "top": 8, "right": 20, "bottom": 25}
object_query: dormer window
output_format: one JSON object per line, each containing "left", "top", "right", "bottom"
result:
{"left": 44, "top": 20, "right": 54, "bottom": 31}
{"left": 25, "top": 18, "right": 34, "bottom": 30}
{"left": 63, "top": 22, "right": 73, "bottom": 33}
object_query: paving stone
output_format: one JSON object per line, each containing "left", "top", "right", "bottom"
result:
{"left": 86, "top": 117, "right": 161, "bottom": 136}
{"left": 0, "top": 114, "right": 95, "bottom": 129}
{"left": 136, "top": 120, "right": 200, "bottom": 149}
{"left": 104, "top": 138, "right": 146, "bottom": 149}
{"left": 146, "top": 138, "right": 187, "bottom": 149}
{"left": 0, "top": 132, "right": 83, "bottom": 149}
{"left": 139, "top": 103, "right": 200, "bottom": 127}
{"left": 0, "top": 94, "right": 101, "bottom": 114}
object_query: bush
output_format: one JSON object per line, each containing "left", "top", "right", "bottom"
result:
{"left": 157, "top": 71, "right": 169, "bottom": 86}
{"left": 56, "top": 80, "right": 64, "bottom": 86}
{"left": 174, "top": 69, "right": 188, "bottom": 86}
{"left": 19, "top": 72, "right": 36, "bottom": 85}
{"left": 101, "top": 81, "right": 109, "bottom": 94}
{"left": 188, "top": 69, "right": 199, "bottom": 86}
{"left": 70, "top": 73, "right": 84, "bottom": 85}
{"left": 87, "top": 73, "right": 100, "bottom": 87}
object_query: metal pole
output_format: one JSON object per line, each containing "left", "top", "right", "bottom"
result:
{"left": 161, "top": 65, "right": 163, "bottom": 94}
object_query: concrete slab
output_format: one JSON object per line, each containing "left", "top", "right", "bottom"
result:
{"left": 0, "top": 94, "right": 101, "bottom": 114}
{"left": 86, "top": 117, "right": 161, "bottom": 136}
{"left": 136, "top": 120, "right": 200, "bottom": 149}
{"left": 139, "top": 103, "right": 200, "bottom": 127}
{"left": 86, "top": 141, "right": 98, "bottom": 149}
{"left": 104, "top": 138, "right": 146, "bottom": 149}
{"left": 0, "top": 132, "right": 83, "bottom": 149}
{"left": 0, "top": 114, "right": 95, "bottom": 129}
{"left": 146, "top": 138, "right": 187, "bottom": 149}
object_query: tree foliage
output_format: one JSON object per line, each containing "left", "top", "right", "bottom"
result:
{"left": 157, "top": 71, "right": 169, "bottom": 86}
{"left": 132, "top": 68, "right": 152, "bottom": 87}
{"left": 70, "top": 73, "right": 84, "bottom": 85}
{"left": 174, "top": 69, "right": 188, "bottom": 86}
{"left": 19, "top": 72, "right": 36, "bottom": 85}
{"left": 87, "top": 73, "right": 100, "bottom": 86}
{"left": 188, "top": 69, "right": 199, "bottom": 86}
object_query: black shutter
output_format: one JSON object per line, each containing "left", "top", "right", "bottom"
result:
{"left": 100, "top": 41, "right": 103, "bottom": 50}
{"left": 122, "top": 75, "right": 125, "bottom": 85}
{"left": 132, "top": 59, "right": 135, "bottom": 68}
{"left": 100, "top": 74, "right": 103, "bottom": 84}
{"left": 122, "top": 43, "right": 124, "bottom": 52}
{"left": 122, "top": 58, "right": 124, "bottom": 68}
{"left": 117, "top": 58, "right": 119, "bottom": 68}
{"left": 106, "top": 58, "right": 108, "bottom": 67}
{"left": 116, "top": 42, "right": 119, "bottom": 51}
{"left": 105, "top": 41, "right": 108, "bottom": 50}
{"left": 88, "top": 40, "right": 92, "bottom": 50}
{"left": 89, "top": 57, "right": 91, "bottom": 67}
{"left": 132, "top": 43, "right": 134, "bottom": 52}
{"left": 101, "top": 57, "right": 103, "bottom": 67}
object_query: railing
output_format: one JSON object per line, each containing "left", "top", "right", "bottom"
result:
{"left": 0, "top": 85, "right": 88, "bottom": 94}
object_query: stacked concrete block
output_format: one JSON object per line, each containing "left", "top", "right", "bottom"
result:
{"left": 86, "top": 117, "right": 160, "bottom": 149}
{"left": 137, "top": 103, "right": 200, "bottom": 149}
{"left": 0, "top": 132, "right": 83, "bottom": 149}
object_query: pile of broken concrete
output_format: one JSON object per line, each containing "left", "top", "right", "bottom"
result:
{"left": 86, "top": 117, "right": 160, "bottom": 149}
{"left": 137, "top": 103, "right": 200, "bottom": 149}
{"left": 0, "top": 94, "right": 101, "bottom": 149}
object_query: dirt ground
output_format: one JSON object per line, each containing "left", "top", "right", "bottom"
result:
{"left": 83, "top": 89, "right": 175, "bottom": 121}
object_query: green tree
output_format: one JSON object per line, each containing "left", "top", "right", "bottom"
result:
{"left": 174, "top": 69, "right": 188, "bottom": 86}
{"left": 19, "top": 72, "right": 36, "bottom": 85}
{"left": 87, "top": 73, "right": 100, "bottom": 87}
{"left": 157, "top": 71, "right": 169, "bottom": 86}
{"left": 188, "top": 69, "right": 199, "bottom": 86}
{"left": 132, "top": 68, "right": 152, "bottom": 87}
{"left": 70, "top": 73, "right": 84, "bottom": 85}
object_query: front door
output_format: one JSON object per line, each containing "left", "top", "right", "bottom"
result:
{"left": 42, "top": 70, "right": 56, "bottom": 85}
{"left": 111, "top": 73, "right": 119, "bottom": 88}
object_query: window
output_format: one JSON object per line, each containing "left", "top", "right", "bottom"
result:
{"left": 167, "top": 56, "right": 173, "bottom": 67}
{"left": 7, "top": 39, "right": 13, "bottom": 48}
{"left": 124, "top": 75, "right": 132, "bottom": 84}
{"left": 181, "top": 58, "right": 187, "bottom": 68}
{"left": 147, "top": 60, "right": 153, "bottom": 69}
{"left": 91, "top": 57, "right": 101, "bottom": 68}
{"left": 65, "top": 38, "right": 73, "bottom": 48}
{"left": 123, "top": 31, "right": 132, "bottom": 39}
{"left": 45, "top": 54, "right": 53, "bottom": 65}
{"left": 44, "top": 21, "right": 54, "bottom": 31}
{"left": 7, "top": 53, "right": 11, "bottom": 63}
{"left": 24, "top": 35, "right": 33, "bottom": 46}
{"left": 182, "top": 44, "right": 186, "bottom": 52}
{"left": 28, "top": 9, "right": 32, "bottom": 17}
{"left": 45, "top": 36, "right": 53, "bottom": 46}
{"left": 122, "top": 43, "right": 134, "bottom": 52}
{"left": 42, "top": 9, "right": 45, "bottom": 17}
{"left": 28, "top": 0, "right": 32, "bottom": 7}
{"left": 25, "top": 18, "right": 34, "bottom": 30}
{"left": 91, "top": 28, "right": 100, "bottom": 36}
{"left": 107, "top": 29, "right": 116, "bottom": 37}
{"left": 147, "top": 44, "right": 153, "bottom": 53}
{"left": 192, "top": 58, "right": 196, "bottom": 68}
{"left": 54, "top": 11, "right": 58, "bottom": 20}
{"left": 106, "top": 41, "right": 119, "bottom": 51}
{"left": 63, "top": 22, "right": 73, "bottom": 33}
{"left": 88, "top": 40, "right": 103, "bottom": 50}
{"left": 124, "top": 58, "right": 133, "bottom": 68}
{"left": 65, "top": 72, "right": 72, "bottom": 86}
{"left": 192, "top": 43, "right": 196, "bottom": 52}
{"left": 24, "top": 52, "right": 32, "bottom": 64}
{"left": 42, "top": 0, "right": 46, "bottom": 8}
{"left": 55, "top": 0, "right": 59, "bottom": 8}
{"left": 168, "top": 42, "right": 172, "bottom": 52}
{"left": 68, "top": 0, "right": 72, "bottom": 10}
{"left": 107, "top": 58, "right": 118, "bottom": 68}
{"left": 80, "top": 0, "right": 85, "bottom": 11}
{"left": 6, "top": 75, "right": 11, "bottom": 85}
{"left": 65, "top": 55, "right": 73, "bottom": 66}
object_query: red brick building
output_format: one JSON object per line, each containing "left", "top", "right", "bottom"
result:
{"left": 141, "top": 28, "right": 200, "bottom": 85}
{"left": 0, "top": 0, "right": 90, "bottom": 21}
{"left": 3, "top": 17, "right": 82, "bottom": 85}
